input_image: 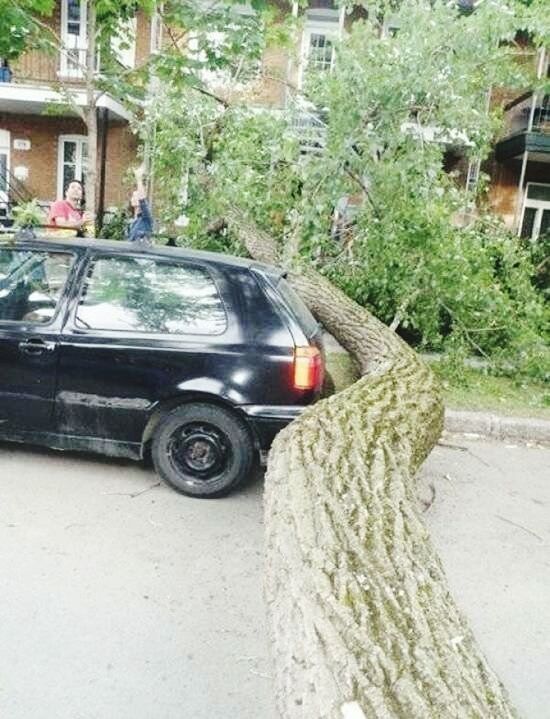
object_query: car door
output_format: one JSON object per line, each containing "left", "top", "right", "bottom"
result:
{"left": 0, "top": 245, "right": 77, "bottom": 432}
{"left": 55, "top": 250, "right": 239, "bottom": 446}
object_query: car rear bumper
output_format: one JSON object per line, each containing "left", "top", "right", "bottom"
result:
{"left": 240, "top": 405, "right": 306, "bottom": 450}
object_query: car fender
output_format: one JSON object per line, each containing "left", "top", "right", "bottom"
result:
{"left": 141, "top": 390, "right": 259, "bottom": 452}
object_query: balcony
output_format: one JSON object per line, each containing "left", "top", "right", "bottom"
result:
{"left": 10, "top": 51, "right": 64, "bottom": 86}
{"left": 1, "top": 44, "right": 87, "bottom": 87}
{"left": 0, "top": 47, "right": 131, "bottom": 121}
{"left": 495, "top": 91, "right": 550, "bottom": 162}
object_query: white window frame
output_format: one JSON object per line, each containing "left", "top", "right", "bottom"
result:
{"left": 57, "top": 134, "right": 88, "bottom": 199}
{"left": 150, "top": 6, "right": 164, "bottom": 55}
{"left": 0, "top": 129, "right": 10, "bottom": 213}
{"left": 60, "top": 0, "right": 88, "bottom": 79}
{"left": 188, "top": 27, "right": 260, "bottom": 90}
{"left": 520, "top": 182, "right": 550, "bottom": 241}
{"left": 188, "top": 31, "right": 228, "bottom": 88}
{"left": 299, "top": 23, "right": 339, "bottom": 88}
{"left": 297, "top": 4, "right": 344, "bottom": 90}
{"left": 112, "top": 15, "right": 137, "bottom": 69}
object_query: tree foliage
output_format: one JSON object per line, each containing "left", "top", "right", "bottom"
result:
{"left": 141, "top": 0, "right": 549, "bottom": 380}
{"left": 0, "top": 0, "right": 54, "bottom": 59}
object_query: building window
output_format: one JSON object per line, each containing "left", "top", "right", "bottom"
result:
{"left": 466, "top": 159, "right": 481, "bottom": 195}
{"left": 150, "top": 8, "right": 163, "bottom": 55}
{"left": 298, "top": 8, "right": 341, "bottom": 89}
{"left": 308, "top": 33, "right": 334, "bottom": 72}
{"left": 300, "top": 26, "right": 337, "bottom": 86}
{"left": 57, "top": 135, "right": 88, "bottom": 199}
{"left": 520, "top": 183, "right": 550, "bottom": 241}
{"left": 60, "top": 0, "right": 87, "bottom": 78}
{"left": 189, "top": 28, "right": 261, "bottom": 89}
{"left": 112, "top": 15, "right": 137, "bottom": 68}
{"left": 291, "top": 103, "right": 327, "bottom": 154}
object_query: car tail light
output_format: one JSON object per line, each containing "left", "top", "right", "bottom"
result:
{"left": 293, "top": 346, "right": 324, "bottom": 391}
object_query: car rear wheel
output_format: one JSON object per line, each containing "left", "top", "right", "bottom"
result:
{"left": 151, "top": 403, "right": 255, "bottom": 498}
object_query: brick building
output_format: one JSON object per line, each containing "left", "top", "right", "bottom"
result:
{"left": 0, "top": 0, "right": 154, "bottom": 224}
{"left": 1, "top": 1, "right": 548, "bottom": 239}
{"left": 202, "top": 0, "right": 550, "bottom": 241}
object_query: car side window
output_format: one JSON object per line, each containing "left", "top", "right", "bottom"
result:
{"left": 75, "top": 255, "right": 227, "bottom": 335}
{"left": 0, "top": 248, "right": 74, "bottom": 325}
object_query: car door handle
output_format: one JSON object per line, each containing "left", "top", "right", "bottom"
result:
{"left": 18, "top": 339, "right": 56, "bottom": 355}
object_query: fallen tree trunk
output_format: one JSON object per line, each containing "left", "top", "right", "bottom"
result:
{"left": 227, "top": 212, "right": 517, "bottom": 719}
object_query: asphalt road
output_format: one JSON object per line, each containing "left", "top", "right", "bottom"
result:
{"left": 0, "top": 436, "right": 548, "bottom": 719}
{"left": 0, "top": 442, "right": 276, "bottom": 719}
{"left": 420, "top": 436, "right": 550, "bottom": 719}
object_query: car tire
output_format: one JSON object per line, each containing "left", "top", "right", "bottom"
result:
{"left": 151, "top": 402, "right": 255, "bottom": 498}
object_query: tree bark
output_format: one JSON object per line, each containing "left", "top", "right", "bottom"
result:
{"left": 84, "top": 0, "right": 98, "bottom": 216}
{"left": 227, "top": 211, "right": 517, "bottom": 719}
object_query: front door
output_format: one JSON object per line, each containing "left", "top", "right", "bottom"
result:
{"left": 0, "top": 129, "right": 9, "bottom": 218}
{"left": 0, "top": 247, "right": 76, "bottom": 431}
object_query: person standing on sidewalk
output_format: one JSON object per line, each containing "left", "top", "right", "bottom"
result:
{"left": 128, "top": 166, "right": 154, "bottom": 243}
{"left": 47, "top": 180, "right": 94, "bottom": 236}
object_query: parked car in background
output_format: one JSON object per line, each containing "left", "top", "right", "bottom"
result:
{"left": 0, "top": 236, "right": 324, "bottom": 497}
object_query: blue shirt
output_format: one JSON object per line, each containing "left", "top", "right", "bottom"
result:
{"left": 128, "top": 199, "right": 153, "bottom": 242}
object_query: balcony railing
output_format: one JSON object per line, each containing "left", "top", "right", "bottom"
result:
{"left": 0, "top": 165, "right": 43, "bottom": 225}
{"left": 10, "top": 51, "right": 60, "bottom": 85}
{"left": 1, "top": 45, "right": 87, "bottom": 86}
{"left": 291, "top": 105, "right": 327, "bottom": 154}
{"left": 501, "top": 91, "right": 550, "bottom": 138}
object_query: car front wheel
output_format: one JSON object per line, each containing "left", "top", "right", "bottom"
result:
{"left": 151, "top": 402, "right": 255, "bottom": 498}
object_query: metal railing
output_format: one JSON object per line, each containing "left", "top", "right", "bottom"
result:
{"left": 291, "top": 105, "right": 327, "bottom": 154}
{"left": 0, "top": 167, "right": 34, "bottom": 205}
{"left": 0, "top": 167, "right": 42, "bottom": 225}
{"left": 501, "top": 91, "right": 550, "bottom": 138}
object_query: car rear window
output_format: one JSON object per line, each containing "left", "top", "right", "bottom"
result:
{"left": 76, "top": 255, "right": 227, "bottom": 335}
{"left": 0, "top": 248, "right": 74, "bottom": 325}
{"left": 276, "top": 277, "right": 318, "bottom": 337}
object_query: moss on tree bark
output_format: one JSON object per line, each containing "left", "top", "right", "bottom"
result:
{"left": 228, "top": 212, "right": 517, "bottom": 719}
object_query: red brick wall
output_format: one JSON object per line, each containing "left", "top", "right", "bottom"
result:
{"left": 102, "top": 123, "right": 138, "bottom": 207}
{"left": 0, "top": 114, "right": 138, "bottom": 208}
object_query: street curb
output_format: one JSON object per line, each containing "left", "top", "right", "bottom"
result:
{"left": 444, "top": 409, "right": 550, "bottom": 444}
{"left": 322, "top": 334, "right": 550, "bottom": 443}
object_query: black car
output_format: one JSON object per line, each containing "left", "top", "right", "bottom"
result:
{"left": 0, "top": 236, "right": 324, "bottom": 497}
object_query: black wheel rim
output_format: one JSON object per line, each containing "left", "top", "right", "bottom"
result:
{"left": 167, "top": 422, "right": 232, "bottom": 483}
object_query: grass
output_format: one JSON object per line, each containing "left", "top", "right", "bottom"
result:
{"left": 433, "top": 365, "right": 549, "bottom": 419}
{"left": 325, "top": 352, "right": 550, "bottom": 420}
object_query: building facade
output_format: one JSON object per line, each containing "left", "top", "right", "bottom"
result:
{"left": 489, "top": 50, "right": 550, "bottom": 240}
{"left": 0, "top": 0, "right": 154, "bottom": 224}
{"left": 236, "top": 1, "right": 550, "bottom": 241}
{"left": 1, "top": 0, "right": 548, "bottom": 240}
